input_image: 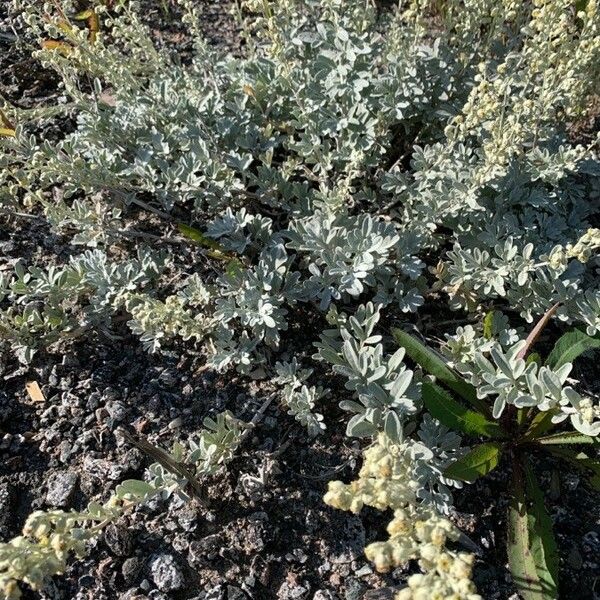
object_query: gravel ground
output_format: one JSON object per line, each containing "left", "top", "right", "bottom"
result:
{"left": 1, "top": 2, "right": 600, "bottom": 600}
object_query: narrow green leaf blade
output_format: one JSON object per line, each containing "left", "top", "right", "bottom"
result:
{"left": 392, "top": 328, "right": 490, "bottom": 415}
{"left": 545, "top": 328, "right": 600, "bottom": 370}
{"left": 524, "top": 464, "right": 559, "bottom": 597}
{"left": 421, "top": 381, "right": 505, "bottom": 438}
{"left": 508, "top": 460, "right": 559, "bottom": 600}
{"left": 525, "top": 411, "right": 556, "bottom": 439}
{"left": 443, "top": 442, "right": 502, "bottom": 482}
{"left": 508, "top": 470, "right": 539, "bottom": 600}
{"left": 537, "top": 431, "right": 597, "bottom": 445}
{"left": 178, "top": 223, "right": 245, "bottom": 272}
{"left": 177, "top": 223, "right": 222, "bottom": 250}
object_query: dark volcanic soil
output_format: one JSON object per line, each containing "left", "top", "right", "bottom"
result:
{"left": 1, "top": 2, "right": 600, "bottom": 600}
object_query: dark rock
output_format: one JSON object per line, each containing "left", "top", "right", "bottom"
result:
{"left": 148, "top": 554, "right": 185, "bottom": 592}
{"left": 313, "top": 592, "right": 336, "bottom": 600}
{"left": 122, "top": 557, "right": 144, "bottom": 585}
{"left": 48, "top": 365, "right": 60, "bottom": 387}
{"left": 122, "top": 448, "right": 143, "bottom": 473}
{"left": 168, "top": 417, "right": 183, "bottom": 429}
{"left": 104, "top": 523, "right": 134, "bottom": 557}
{"left": 363, "top": 589, "right": 396, "bottom": 600}
{"left": 120, "top": 590, "right": 148, "bottom": 600}
{"left": 202, "top": 585, "right": 225, "bottom": 600}
{"left": 277, "top": 578, "right": 310, "bottom": 600}
{"left": 0, "top": 483, "right": 14, "bottom": 535}
{"left": 0, "top": 392, "right": 15, "bottom": 425}
{"left": 189, "top": 534, "right": 224, "bottom": 564}
{"left": 45, "top": 471, "right": 78, "bottom": 507}
{"left": 58, "top": 440, "right": 73, "bottom": 463}
{"left": 83, "top": 456, "right": 128, "bottom": 482}
{"left": 78, "top": 575, "right": 95, "bottom": 588}
{"left": 176, "top": 505, "right": 200, "bottom": 532}
{"left": 567, "top": 545, "right": 583, "bottom": 570}
{"left": 344, "top": 579, "right": 365, "bottom": 600}
{"left": 226, "top": 586, "right": 247, "bottom": 600}
{"left": 86, "top": 391, "right": 102, "bottom": 410}
{"left": 107, "top": 400, "right": 129, "bottom": 423}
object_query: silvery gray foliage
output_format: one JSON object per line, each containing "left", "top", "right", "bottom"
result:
{"left": 445, "top": 239, "right": 535, "bottom": 299}
{"left": 411, "top": 414, "right": 465, "bottom": 513}
{"left": 286, "top": 212, "right": 400, "bottom": 309}
{"left": 314, "top": 303, "right": 420, "bottom": 438}
{"left": 125, "top": 274, "right": 211, "bottom": 353}
{"left": 3, "top": 1, "right": 600, "bottom": 595}
{"left": 576, "top": 289, "right": 600, "bottom": 336}
{"left": 207, "top": 208, "right": 273, "bottom": 255}
{"left": 44, "top": 196, "right": 123, "bottom": 247}
{"left": 0, "top": 249, "right": 166, "bottom": 362}
{"left": 442, "top": 311, "right": 520, "bottom": 368}
{"left": 274, "top": 359, "right": 326, "bottom": 436}
{"left": 207, "top": 328, "right": 260, "bottom": 374}
{"left": 77, "top": 249, "right": 166, "bottom": 315}
{"left": 140, "top": 411, "right": 245, "bottom": 502}
{"left": 404, "top": 145, "right": 600, "bottom": 325}
{"left": 188, "top": 411, "right": 246, "bottom": 475}
{"left": 451, "top": 333, "right": 600, "bottom": 437}
{"left": 0, "top": 0, "right": 599, "bottom": 544}
{"left": 215, "top": 243, "right": 301, "bottom": 358}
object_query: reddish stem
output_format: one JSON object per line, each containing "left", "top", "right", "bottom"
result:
{"left": 516, "top": 302, "right": 560, "bottom": 360}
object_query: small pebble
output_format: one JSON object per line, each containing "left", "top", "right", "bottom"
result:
{"left": 45, "top": 471, "right": 78, "bottom": 507}
{"left": 122, "top": 557, "right": 143, "bottom": 585}
{"left": 168, "top": 417, "right": 183, "bottom": 429}
{"left": 149, "top": 554, "right": 185, "bottom": 592}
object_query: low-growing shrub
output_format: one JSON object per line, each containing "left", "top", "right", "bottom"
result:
{"left": 1, "top": 0, "right": 600, "bottom": 597}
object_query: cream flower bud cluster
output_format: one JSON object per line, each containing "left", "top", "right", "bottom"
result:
{"left": 365, "top": 506, "right": 458, "bottom": 572}
{"left": 324, "top": 433, "right": 419, "bottom": 514}
{"left": 324, "top": 435, "right": 481, "bottom": 598}
{"left": 547, "top": 228, "right": 600, "bottom": 270}
{"left": 443, "top": 0, "right": 600, "bottom": 175}
{"left": 395, "top": 557, "right": 481, "bottom": 600}
{"left": 125, "top": 286, "right": 211, "bottom": 352}
{"left": 0, "top": 509, "right": 109, "bottom": 599}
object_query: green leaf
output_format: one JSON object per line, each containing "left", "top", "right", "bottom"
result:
{"left": 507, "top": 459, "right": 559, "bottom": 600}
{"left": 524, "top": 411, "right": 557, "bottom": 439}
{"left": 177, "top": 223, "right": 222, "bottom": 250}
{"left": 178, "top": 223, "right": 245, "bottom": 273}
{"left": 392, "top": 328, "right": 490, "bottom": 416}
{"left": 545, "top": 328, "right": 600, "bottom": 370}
{"left": 537, "top": 431, "right": 597, "bottom": 445}
{"left": 421, "top": 381, "right": 505, "bottom": 438}
{"left": 517, "top": 407, "right": 529, "bottom": 427}
{"left": 443, "top": 442, "right": 503, "bottom": 482}
{"left": 225, "top": 258, "right": 244, "bottom": 276}
{"left": 483, "top": 310, "right": 495, "bottom": 340}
